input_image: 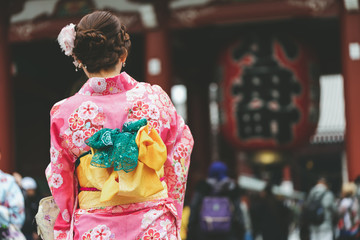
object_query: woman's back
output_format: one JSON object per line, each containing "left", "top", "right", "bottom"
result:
{"left": 46, "top": 11, "right": 193, "bottom": 240}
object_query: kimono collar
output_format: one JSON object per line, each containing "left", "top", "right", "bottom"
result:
{"left": 78, "top": 72, "right": 138, "bottom": 96}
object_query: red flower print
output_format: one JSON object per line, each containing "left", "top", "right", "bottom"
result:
{"left": 93, "top": 112, "right": 106, "bottom": 125}
{"left": 79, "top": 101, "right": 99, "bottom": 119}
{"left": 72, "top": 130, "right": 85, "bottom": 147}
{"left": 104, "top": 81, "right": 120, "bottom": 95}
{"left": 148, "top": 120, "right": 160, "bottom": 133}
{"left": 164, "top": 165, "right": 177, "bottom": 188}
{"left": 56, "top": 232, "right": 67, "bottom": 240}
{"left": 51, "top": 173, "right": 63, "bottom": 188}
{"left": 132, "top": 101, "right": 149, "bottom": 117}
{"left": 81, "top": 232, "right": 91, "bottom": 240}
{"left": 148, "top": 105, "right": 160, "bottom": 120}
{"left": 143, "top": 229, "right": 160, "bottom": 240}
{"left": 51, "top": 105, "right": 60, "bottom": 116}
{"left": 62, "top": 134, "right": 74, "bottom": 149}
{"left": 176, "top": 144, "right": 188, "bottom": 158}
{"left": 90, "top": 225, "right": 112, "bottom": 240}
{"left": 68, "top": 113, "right": 85, "bottom": 130}
{"left": 84, "top": 128, "right": 98, "bottom": 141}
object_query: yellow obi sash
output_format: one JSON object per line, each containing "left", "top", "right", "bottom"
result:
{"left": 76, "top": 124, "right": 168, "bottom": 209}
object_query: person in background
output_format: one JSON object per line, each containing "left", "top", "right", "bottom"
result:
{"left": 187, "top": 161, "right": 244, "bottom": 240}
{"left": 336, "top": 182, "right": 359, "bottom": 240}
{"left": 250, "top": 183, "right": 292, "bottom": 240}
{"left": 306, "top": 177, "right": 336, "bottom": 240}
{"left": 21, "top": 177, "right": 40, "bottom": 240}
{"left": 240, "top": 193, "right": 253, "bottom": 240}
{"left": 354, "top": 176, "right": 360, "bottom": 218}
{"left": 0, "top": 169, "right": 25, "bottom": 239}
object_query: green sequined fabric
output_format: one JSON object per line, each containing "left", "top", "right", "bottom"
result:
{"left": 85, "top": 118, "right": 147, "bottom": 172}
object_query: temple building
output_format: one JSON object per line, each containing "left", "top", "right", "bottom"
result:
{"left": 0, "top": 0, "right": 357, "bottom": 195}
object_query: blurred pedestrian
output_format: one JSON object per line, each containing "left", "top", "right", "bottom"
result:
{"left": 305, "top": 177, "right": 336, "bottom": 240}
{"left": 336, "top": 182, "right": 360, "bottom": 240}
{"left": 187, "top": 161, "right": 245, "bottom": 240}
{"left": 250, "top": 183, "right": 291, "bottom": 240}
{"left": 0, "top": 169, "right": 25, "bottom": 239}
{"left": 21, "top": 177, "right": 40, "bottom": 240}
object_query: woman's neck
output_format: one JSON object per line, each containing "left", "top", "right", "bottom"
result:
{"left": 85, "top": 63, "right": 122, "bottom": 79}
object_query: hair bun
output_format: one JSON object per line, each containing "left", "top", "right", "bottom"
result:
{"left": 80, "top": 29, "right": 107, "bottom": 49}
{"left": 72, "top": 11, "right": 131, "bottom": 73}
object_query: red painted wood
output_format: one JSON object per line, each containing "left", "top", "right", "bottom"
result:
{"left": 144, "top": 29, "right": 171, "bottom": 94}
{"left": 0, "top": 5, "right": 14, "bottom": 173}
{"left": 341, "top": 10, "right": 360, "bottom": 181}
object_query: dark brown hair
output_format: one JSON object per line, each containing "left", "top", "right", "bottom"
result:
{"left": 72, "top": 11, "right": 131, "bottom": 73}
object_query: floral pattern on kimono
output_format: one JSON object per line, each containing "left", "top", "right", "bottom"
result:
{"left": 0, "top": 170, "right": 25, "bottom": 229}
{"left": 46, "top": 72, "right": 193, "bottom": 239}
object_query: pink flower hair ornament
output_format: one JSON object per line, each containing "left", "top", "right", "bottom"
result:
{"left": 57, "top": 23, "right": 76, "bottom": 56}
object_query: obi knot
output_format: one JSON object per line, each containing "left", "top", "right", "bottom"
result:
{"left": 85, "top": 118, "right": 147, "bottom": 172}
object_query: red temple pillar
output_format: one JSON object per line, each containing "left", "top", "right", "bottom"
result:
{"left": 145, "top": 29, "right": 171, "bottom": 94}
{"left": 0, "top": 2, "right": 14, "bottom": 172}
{"left": 342, "top": 8, "right": 360, "bottom": 181}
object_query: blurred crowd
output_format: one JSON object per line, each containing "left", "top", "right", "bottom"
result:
{"left": 181, "top": 162, "right": 360, "bottom": 240}
{"left": 0, "top": 170, "right": 41, "bottom": 240}
{"left": 2, "top": 164, "right": 360, "bottom": 240}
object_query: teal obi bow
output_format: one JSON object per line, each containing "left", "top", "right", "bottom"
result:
{"left": 85, "top": 118, "right": 147, "bottom": 173}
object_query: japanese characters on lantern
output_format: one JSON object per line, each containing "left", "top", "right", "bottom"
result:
{"left": 218, "top": 34, "right": 319, "bottom": 150}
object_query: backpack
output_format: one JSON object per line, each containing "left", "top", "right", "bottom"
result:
{"left": 337, "top": 198, "right": 360, "bottom": 237}
{"left": 200, "top": 196, "right": 233, "bottom": 233}
{"left": 303, "top": 191, "right": 327, "bottom": 226}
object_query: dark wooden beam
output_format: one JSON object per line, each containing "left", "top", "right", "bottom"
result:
{"left": 9, "top": 0, "right": 341, "bottom": 43}
{"left": 170, "top": 0, "right": 340, "bottom": 29}
{"left": 9, "top": 12, "right": 142, "bottom": 43}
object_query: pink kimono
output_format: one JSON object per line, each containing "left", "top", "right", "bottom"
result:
{"left": 45, "top": 72, "right": 194, "bottom": 240}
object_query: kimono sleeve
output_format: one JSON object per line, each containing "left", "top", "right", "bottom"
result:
{"left": 163, "top": 99, "right": 194, "bottom": 220}
{"left": 45, "top": 110, "right": 77, "bottom": 239}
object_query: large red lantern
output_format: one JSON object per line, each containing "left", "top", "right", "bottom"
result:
{"left": 218, "top": 34, "right": 319, "bottom": 150}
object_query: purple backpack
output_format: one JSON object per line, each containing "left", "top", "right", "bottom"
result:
{"left": 200, "top": 196, "right": 233, "bottom": 233}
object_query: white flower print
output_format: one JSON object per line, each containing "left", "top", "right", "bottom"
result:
{"left": 141, "top": 209, "right": 163, "bottom": 229}
{"left": 90, "top": 225, "right": 112, "bottom": 240}
{"left": 160, "top": 93, "right": 171, "bottom": 107}
{"left": 160, "top": 111, "right": 171, "bottom": 129}
{"left": 148, "top": 92, "right": 159, "bottom": 103}
{"left": 125, "top": 74, "right": 136, "bottom": 85}
{"left": 152, "top": 85, "right": 162, "bottom": 92}
{"left": 78, "top": 101, "right": 99, "bottom": 119}
{"left": 72, "top": 130, "right": 85, "bottom": 147}
{"left": 90, "top": 78, "right": 107, "bottom": 93}
{"left": 149, "top": 105, "right": 160, "bottom": 120}
{"left": 45, "top": 165, "right": 52, "bottom": 180}
{"left": 174, "top": 162, "right": 182, "bottom": 176}
{"left": 51, "top": 173, "right": 63, "bottom": 188}
{"left": 160, "top": 219, "right": 172, "bottom": 229}
{"left": 77, "top": 209, "right": 86, "bottom": 214}
{"left": 50, "top": 146, "right": 59, "bottom": 163}
{"left": 62, "top": 209, "right": 70, "bottom": 222}
{"left": 126, "top": 86, "right": 146, "bottom": 101}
